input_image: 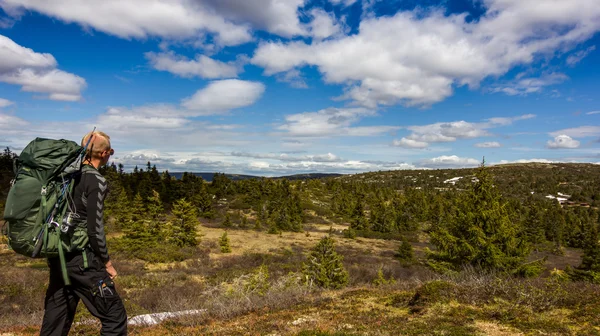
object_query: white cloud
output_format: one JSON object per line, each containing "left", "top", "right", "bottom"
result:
{"left": 276, "top": 69, "right": 308, "bottom": 89}
{"left": 550, "top": 126, "right": 600, "bottom": 138}
{"left": 181, "top": 79, "right": 265, "bottom": 114}
{"left": 252, "top": 0, "right": 600, "bottom": 107}
{"left": 145, "top": 52, "right": 244, "bottom": 79}
{"left": 277, "top": 107, "right": 398, "bottom": 137}
{"left": 394, "top": 114, "right": 533, "bottom": 147}
{"left": 329, "top": 0, "right": 358, "bottom": 7}
{"left": 0, "top": 112, "right": 28, "bottom": 128}
{"left": 392, "top": 138, "right": 428, "bottom": 148}
{"left": 0, "top": 35, "right": 86, "bottom": 101}
{"left": 308, "top": 9, "right": 343, "bottom": 40}
{"left": 492, "top": 73, "right": 568, "bottom": 96}
{"left": 1, "top": 0, "right": 253, "bottom": 46}
{"left": 547, "top": 135, "right": 580, "bottom": 149}
{"left": 1, "top": 0, "right": 319, "bottom": 46}
{"left": 418, "top": 155, "right": 480, "bottom": 168}
{"left": 201, "top": 0, "right": 307, "bottom": 38}
{"left": 566, "top": 45, "right": 596, "bottom": 66}
{"left": 475, "top": 141, "right": 501, "bottom": 148}
{"left": 231, "top": 151, "right": 344, "bottom": 163}
{"left": 495, "top": 158, "right": 557, "bottom": 165}
{"left": 0, "top": 98, "right": 14, "bottom": 108}
{"left": 586, "top": 111, "right": 600, "bottom": 115}
{"left": 98, "top": 106, "right": 190, "bottom": 131}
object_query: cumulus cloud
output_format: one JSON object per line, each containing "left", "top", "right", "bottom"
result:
{"left": 277, "top": 107, "right": 398, "bottom": 137}
{"left": 394, "top": 114, "right": 533, "bottom": 148}
{"left": 495, "top": 158, "right": 557, "bottom": 164}
{"left": 0, "top": 0, "right": 324, "bottom": 46}
{"left": 475, "top": 141, "right": 501, "bottom": 148}
{"left": 252, "top": 0, "right": 600, "bottom": 107}
{"left": 181, "top": 79, "right": 265, "bottom": 114}
{"left": 1, "top": 0, "right": 253, "bottom": 46}
{"left": 392, "top": 138, "right": 428, "bottom": 148}
{"left": 201, "top": 0, "right": 307, "bottom": 38}
{"left": 231, "top": 151, "right": 343, "bottom": 162}
{"left": 550, "top": 126, "right": 600, "bottom": 138}
{"left": 0, "top": 98, "right": 14, "bottom": 108}
{"left": 308, "top": 8, "right": 343, "bottom": 40}
{"left": 0, "top": 35, "right": 86, "bottom": 101}
{"left": 145, "top": 51, "right": 244, "bottom": 79}
{"left": 417, "top": 155, "right": 480, "bottom": 168}
{"left": 98, "top": 106, "right": 190, "bottom": 131}
{"left": 547, "top": 135, "right": 580, "bottom": 149}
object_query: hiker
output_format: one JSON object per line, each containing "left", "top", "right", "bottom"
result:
{"left": 40, "top": 131, "right": 127, "bottom": 336}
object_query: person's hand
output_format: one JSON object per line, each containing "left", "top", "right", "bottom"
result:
{"left": 105, "top": 261, "right": 118, "bottom": 279}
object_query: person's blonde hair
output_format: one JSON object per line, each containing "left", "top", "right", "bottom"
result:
{"left": 81, "top": 131, "right": 111, "bottom": 160}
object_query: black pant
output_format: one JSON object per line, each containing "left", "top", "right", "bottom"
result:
{"left": 40, "top": 250, "right": 127, "bottom": 336}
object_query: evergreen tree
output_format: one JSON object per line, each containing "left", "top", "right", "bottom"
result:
{"left": 239, "top": 212, "right": 248, "bottom": 229}
{"left": 302, "top": 236, "right": 349, "bottom": 289}
{"left": 170, "top": 198, "right": 199, "bottom": 247}
{"left": 396, "top": 239, "right": 415, "bottom": 263}
{"left": 219, "top": 231, "right": 232, "bottom": 253}
{"left": 222, "top": 212, "right": 232, "bottom": 228}
{"left": 567, "top": 210, "right": 600, "bottom": 283}
{"left": 147, "top": 190, "right": 164, "bottom": 221}
{"left": 428, "top": 162, "right": 530, "bottom": 272}
{"left": 350, "top": 199, "right": 368, "bottom": 231}
{"left": 131, "top": 193, "right": 146, "bottom": 223}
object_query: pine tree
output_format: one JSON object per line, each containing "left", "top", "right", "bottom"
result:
{"left": 222, "top": 212, "right": 232, "bottom": 228}
{"left": 302, "top": 236, "right": 349, "bottom": 289}
{"left": 567, "top": 211, "right": 600, "bottom": 282}
{"left": 170, "top": 198, "right": 199, "bottom": 247}
{"left": 219, "top": 231, "right": 232, "bottom": 253}
{"left": 396, "top": 239, "right": 415, "bottom": 263}
{"left": 350, "top": 199, "right": 368, "bottom": 231}
{"left": 428, "top": 161, "right": 530, "bottom": 272}
{"left": 239, "top": 213, "right": 248, "bottom": 229}
{"left": 131, "top": 193, "right": 146, "bottom": 222}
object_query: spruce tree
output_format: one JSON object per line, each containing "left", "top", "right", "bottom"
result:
{"left": 428, "top": 161, "right": 530, "bottom": 272}
{"left": 302, "top": 236, "right": 349, "bottom": 289}
{"left": 219, "top": 231, "right": 232, "bottom": 253}
{"left": 240, "top": 213, "right": 248, "bottom": 229}
{"left": 396, "top": 239, "right": 415, "bottom": 264}
{"left": 350, "top": 199, "right": 368, "bottom": 231}
{"left": 222, "top": 212, "right": 232, "bottom": 228}
{"left": 170, "top": 198, "right": 199, "bottom": 247}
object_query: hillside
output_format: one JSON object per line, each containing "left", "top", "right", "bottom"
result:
{"left": 2, "top": 153, "right": 600, "bottom": 335}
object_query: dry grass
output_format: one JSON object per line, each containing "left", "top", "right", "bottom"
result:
{"left": 2, "top": 221, "right": 599, "bottom": 336}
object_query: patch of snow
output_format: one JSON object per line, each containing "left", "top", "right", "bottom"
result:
{"left": 557, "top": 192, "right": 571, "bottom": 198}
{"left": 443, "top": 176, "right": 463, "bottom": 184}
{"left": 557, "top": 197, "right": 568, "bottom": 203}
{"left": 530, "top": 191, "right": 534, "bottom": 194}
{"left": 546, "top": 195, "right": 556, "bottom": 199}
{"left": 128, "top": 309, "right": 207, "bottom": 326}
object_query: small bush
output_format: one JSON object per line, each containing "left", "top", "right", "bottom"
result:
{"left": 302, "top": 236, "right": 348, "bottom": 289}
{"left": 396, "top": 239, "right": 415, "bottom": 264}
{"left": 219, "top": 231, "right": 232, "bottom": 253}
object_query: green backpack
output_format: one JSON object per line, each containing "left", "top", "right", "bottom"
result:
{"left": 3, "top": 137, "right": 90, "bottom": 284}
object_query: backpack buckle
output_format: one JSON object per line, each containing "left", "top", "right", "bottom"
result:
{"left": 41, "top": 187, "right": 47, "bottom": 195}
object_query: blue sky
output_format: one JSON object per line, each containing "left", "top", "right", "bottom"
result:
{"left": 0, "top": 0, "right": 599, "bottom": 175}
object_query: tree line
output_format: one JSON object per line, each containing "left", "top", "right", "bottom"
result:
{"left": 1, "top": 148, "right": 600, "bottom": 286}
